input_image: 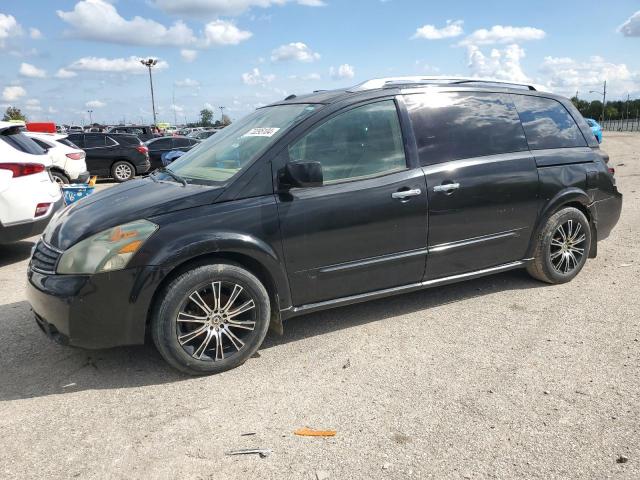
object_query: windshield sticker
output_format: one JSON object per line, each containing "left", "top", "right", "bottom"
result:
{"left": 242, "top": 127, "right": 281, "bottom": 138}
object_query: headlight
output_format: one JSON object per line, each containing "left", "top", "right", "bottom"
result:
{"left": 57, "top": 220, "right": 158, "bottom": 274}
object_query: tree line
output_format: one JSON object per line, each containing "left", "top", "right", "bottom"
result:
{"left": 570, "top": 97, "right": 640, "bottom": 122}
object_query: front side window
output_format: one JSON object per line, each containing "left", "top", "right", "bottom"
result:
{"left": 404, "top": 91, "right": 528, "bottom": 165}
{"left": 512, "top": 95, "right": 586, "bottom": 150}
{"left": 170, "top": 103, "right": 320, "bottom": 184}
{"left": 288, "top": 100, "right": 406, "bottom": 183}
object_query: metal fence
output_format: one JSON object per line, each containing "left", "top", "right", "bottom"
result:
{"left": 601, "top": 118, "right": 640, "bottom": 132}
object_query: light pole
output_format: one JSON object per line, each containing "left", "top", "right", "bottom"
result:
{"left": 589, "top": 80, "right": 607, "bottom": 123}
{"left": 87, "top": 110, "right": 93, "bottom": 124}
{"left": 219, "top": 106, "right": 226, "bottom": 124}
{"left": 140, "top": 58, "right": 158, "bottom": 126}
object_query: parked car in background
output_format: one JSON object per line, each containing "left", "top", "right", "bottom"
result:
{"left": 106, "top": 125, "right": 160, "bottom": 142}
{"left": 188, "top": 129, "right": 217, "bottom": 140}
{"left": 585, "top": 118, "right": 603, "bottom": 143}
{"left": 67, "top": 132, "right": 150, "bottom": 182}
{"left": 68, "top": 126, "right": 83, "bottom": 133}
{"left": 26, "top": 77, "right": 622, "bottom": 375}
{"left": 25, "top": 132, "right": 89, "bottom": 185}
{"left": 0, "top": 122, "right": 63, "bottom": 243}
{"left": 145, "top": 136, "right": 200, "bottom": 169}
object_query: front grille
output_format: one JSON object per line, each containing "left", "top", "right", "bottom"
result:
{"left": 30, "top": 240, "right": 62, "bottom": 274}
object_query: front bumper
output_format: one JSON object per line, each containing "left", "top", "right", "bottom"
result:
{"left": 26, "top": 265, "right": 167, "bottom": 349}
{"left": 0, "top": 197, "right": 64, "bottom": 243}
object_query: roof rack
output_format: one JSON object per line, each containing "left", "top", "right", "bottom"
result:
{"left": 349, "top": 76, "right": 538, "bottom": 92}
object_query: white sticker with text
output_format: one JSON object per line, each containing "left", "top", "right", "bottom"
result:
{"left": 242, "top": 127, "right": 281, "bottom": 138}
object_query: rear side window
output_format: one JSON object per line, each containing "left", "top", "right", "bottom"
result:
{"left": 84, "top": 134, "right": 106, "bottom": 148}
{"left": 150, "top": 138, "right": 172, "bottom": 150}
{"left": 67, "top": 134, "right": 83, "bottom": 147}
{"left": 0, "top": 130, "right": 46, "bottom": 155}
{"left": 404, "top": 91, "right": 528, "bottom": 165}
{"left": 512, "top": 95, "right": 586, "bottom": 150}
{"left": 173, "top": 138, "right": 191, "bottom": 148}
{"left": 288, "top": 100, "right": 407, "bottom": 183}
{"left": 59, "top": 138, "right": 79, "bottom": 149}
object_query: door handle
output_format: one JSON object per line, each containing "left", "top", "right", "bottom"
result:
{"left": 433, "top": 183, "right": 460, "bottom": 193}
{"left": 392, "top": 188, "right": 422, "bottom": 199}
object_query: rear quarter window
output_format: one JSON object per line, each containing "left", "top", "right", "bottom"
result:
{"left": 404, "top": 91, "right": 528, "bottom": 165}
{"left": 512, "top": 95, "right": 587, "bottom": 150}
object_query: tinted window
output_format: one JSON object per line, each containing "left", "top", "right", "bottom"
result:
{"left": 32, "top": 138, "right": 52, "bottom": 149}
{"left": 0, "top": 131, "right": 46, "bottom": 155}
{"left": 173, "top": 137, "right": 191, "bottom": 148}
{"left": 59, "top": 138, "right": 79, "bottom": 149}
{"left": 150, "top": 138, "right": 172, "bottom": 150}
{"left": 84, "top": 134, "right": 106, "bottom": 148}
{"left": 67, "top": 134, "right": 83, "bottom": 147}
{"left": 405, "top": 91, "right": 527, "bottom": 165}
{"left": 512, "top": 95, "right": 586, "bottom": 150}
{"left": 288, "top": 100, "right": 406, "bottom": 183}
{"left": 105, "top": 136, "right": 118, "bottom": 146}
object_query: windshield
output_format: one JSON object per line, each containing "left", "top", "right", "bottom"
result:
{"left": 168, "top": 104, "right": 320, "bottom": 184}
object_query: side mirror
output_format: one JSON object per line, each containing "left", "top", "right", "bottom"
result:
{"left": 279, "top": 161, "right": 323, "bottom": 189}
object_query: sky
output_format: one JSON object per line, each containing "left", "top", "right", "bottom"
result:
{"left": 0, "top": 0, "right": 639, "bottom": 126}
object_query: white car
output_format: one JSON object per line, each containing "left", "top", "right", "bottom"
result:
{"left": 25, "top": 132, "right": 89, "bottom": 185}
{"left": 0, "top": 122, "right": 63, "bottom": 243}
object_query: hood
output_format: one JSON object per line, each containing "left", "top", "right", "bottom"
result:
{"left": 44, "top": 177, "right": 223, "bottom": 250}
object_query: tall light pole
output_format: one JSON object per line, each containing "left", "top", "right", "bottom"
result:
{"left": 87, "top": 110, "right": 93, "bottom": 124}
{"left": 589, "top": 80, "right": 607, "bottom": 122}
{"left": 219, "top": 106, "right": 226, "bottom": 123}
{"left": 140, "top": 58, "right": 158, "bottom": 126}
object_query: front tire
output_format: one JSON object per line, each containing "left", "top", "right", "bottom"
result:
{"left": 151, "top": 263, "right": 271, "bottom": 375}
{"left": 111, "top": 160, "right": 135, "bottom": 182}
{"left": 527, "top": 207, "right": 591, "bottom": 284}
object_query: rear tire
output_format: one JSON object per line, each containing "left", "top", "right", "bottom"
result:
{"left": 527, "top": 207, "right": 591, "bottom": 284}
{"left": 111, "top": 161, "right": 135, "bottom": 182}
{"left": 51, "top": 171, "right": 69, "bottom": 185}
{"left": 151, "top": 263, "right": 271, "bottom": 375}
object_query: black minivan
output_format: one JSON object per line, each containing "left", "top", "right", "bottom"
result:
{"left": 27, "top": 78, "right": 622, "bottom": 375}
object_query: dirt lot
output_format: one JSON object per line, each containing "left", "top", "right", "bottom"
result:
{"left": 1, "top": 132, "right": 638, "bottom": 479}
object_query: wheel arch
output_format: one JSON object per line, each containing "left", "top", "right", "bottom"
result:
{"left": 142, "top": 235, "right": 291, "bottom": 335}
{"left": 527, "top": 188, "right": 597, "bottom": 258}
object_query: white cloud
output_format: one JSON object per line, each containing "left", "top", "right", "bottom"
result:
{"left": 618, "top": 10, "right": 640, "bottom": 37}
{"left": 242, "top": 68, "right": 276, "bottom": 86}
{"left": 86, "top": 100, "right": 106, "bottom": 108}
{"left": 413, "top": 20, "right": 463, "bottom": 40}
{"left": 459, "top": 25, "right": 545, "bottom": 46}
{"left": 330, "top": 64, "right": 355, "bottom": 80}
{"left": 175, "top": 78, "right": 200, "bottom": 87}
{"left": 48, "top": 106, "right": 58, "bottom": 114}
{"left": 467, "top": 44, "right": 529, "bottom": 83}
{"left": 67, "top": 56, "right": 168, "bottom": 75}
{"left": 0, "top": 14, "right": 23, "bottom": 49}
{"left": 29, "top": 28, "right": 43, "bottom": 39}
{"left": 539, "top": 55, "right": 637, "bottom": 96}
{"left": 271, "top": 42, "right": 320, "bottom": 62}
{"left": 203, "top": 20, "right": 252, "bottom": 46}
{"left": 25, "top": 98, "right": 42, "bottom": 112}
{"left": 57, "top": 0, "right": 196, "bottom": 47}
{"left": 19, "top": 63, "right": 46, "bottom": 78}
{"left": 54, "top": 68, "right": 78, "bottom": 79}
{"left": 181, "top": 49, "right": 198, "bottom": 62}
{"left": 2, "top": 85, "right": 27, "bottom": 102}
{"left": 289, "top": 73, "right": 321, "bottom": 81}
{"left": 152, "top": 0, "right": 325, "bottom": 17}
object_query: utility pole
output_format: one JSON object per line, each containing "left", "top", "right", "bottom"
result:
{"left": 87, "top": 110, "right": 93, "bottom": 124}
{"left": 140, "top": 58, "right": 158, "bottom": 126}
{"left": 219, "top": 106, "right": 226, "bottom": 123}
{"left": 625, "top": 93, "right": 630, "bottom": 121}
{"left": 172, "top": 88, "right": 177, "bottom": 127}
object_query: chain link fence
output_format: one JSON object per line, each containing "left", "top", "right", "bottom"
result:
{"left": 601, "top": 118, "right": 640, "bottom": 132}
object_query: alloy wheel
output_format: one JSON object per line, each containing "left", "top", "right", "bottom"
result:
{"left": 549, "top": 219, "right": 586, "bottom": 274}
{"left": 176, "top": 281, "right": 257, "bottom": 361}
{"left": 114, "top": 164, "right": 132, "bottom": 181}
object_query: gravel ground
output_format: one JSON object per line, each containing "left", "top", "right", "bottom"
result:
{"left": 0, "top": 132, "right": 638, "bottom": 479}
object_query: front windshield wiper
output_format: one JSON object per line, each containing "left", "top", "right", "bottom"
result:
{"left": 158, "top": 167, "right": 187, "bottom": 186}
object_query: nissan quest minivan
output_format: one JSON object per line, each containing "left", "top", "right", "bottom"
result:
{"left": 27, "top": 77, "right": 622, "bottom": 375}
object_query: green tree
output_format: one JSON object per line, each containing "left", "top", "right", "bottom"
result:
{"left": 2, "top": 106, "right": 27, "bottom": 122}
{"left": 199, "top": 108, "right": 214, "bottom": 127}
